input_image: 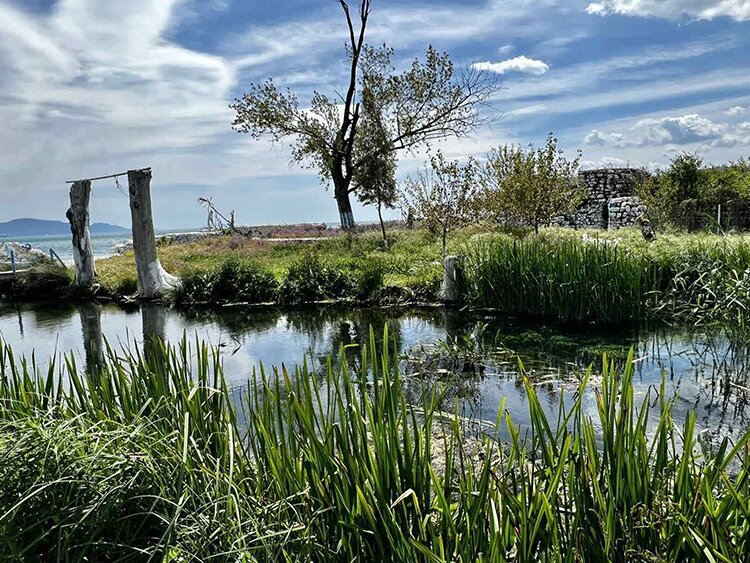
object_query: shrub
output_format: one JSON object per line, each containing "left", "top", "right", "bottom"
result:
{"left": 11, "top": 263, "right": 73, "bottom": 299}
{"left": 279, "top": 254, "right": 355, "bottom": 304}
{"left": 637, "top": 153, "right": 750, "bottom": 231}
{"left": 355, "top": 258, "right": 386, "bottom": 299}
{"left": 174, "top": 258, "right": 278, "bottom": 305}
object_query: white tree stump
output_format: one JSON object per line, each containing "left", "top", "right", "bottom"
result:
{"left": 440, "top": 255, "right": 464, "bottom": 302}
{"left": 66, "top": 180, "right": 96, "bottom": 289}
{"left": 128, "top": 169, "right": 178, "bottom": 298}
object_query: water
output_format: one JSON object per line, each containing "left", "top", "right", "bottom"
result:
{"left": 0, "top": 229, "right": 202, "bottom": 262}
{"left": 0, "top": 234, "right": 131, "bottom": 262}
{"left": 1, "top": 302, "right": 749, "bottom": 444}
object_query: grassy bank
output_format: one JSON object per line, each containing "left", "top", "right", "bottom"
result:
{"left": 5, "top": 226, "right": 750, "bottom": 332}
{"left": 97, "top": 228, "right": 451, "bottom": 304}
{"left": 1, "top": 331, "right": 749, "bottom": 561}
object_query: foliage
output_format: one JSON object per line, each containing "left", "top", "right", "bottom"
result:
{"left": 174, "top": 258, "right": 278, "bottom": 305}
{"left": 353, "top": 73, "right": 398, "bottom": 246}
{"left": 2, "top": 333, "right": 750, "bottom": 561}
{"left": 355, "top": 256, "right": 386, "bottom": 299}
{"left": 279, "top": 253, "right": 356, "bottom": 304}
{"left": 637, "top": 152, "right": 750, "bottom": 231}
{"left": 402, "top": 151, "right": 480, "bottom": 257}
{"left": 466, "top": 230, "right": 750, "bottom": 332}
{"left": 482, "top": 133, "right": 583, "bottom": 233}
{"left": 230, "top": 0, "right": 498, "bottom": 228}
{"left": 10, "top": 263, "right": 73, "bottom": 300}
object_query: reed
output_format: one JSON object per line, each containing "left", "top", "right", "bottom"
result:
{"left": 1, "top": 331, "right": 749, "bottom": 561}
{"left": 465, "top": 234, "right": 750, "bottom": 331}
{"left": 465, "top": 236, "right": 659, "bottom": 324}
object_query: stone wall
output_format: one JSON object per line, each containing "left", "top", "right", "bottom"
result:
{"left": 607, "top": 196, "right": 647, "bottom": 229}
{"left": 553, "top": 168, "right": 649, "bottom": 230}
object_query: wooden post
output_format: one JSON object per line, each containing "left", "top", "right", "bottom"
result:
{"left": 440, "top": 255, "right": 464, "bottom": 302}
{"left": 127, "top": 169, "right": 177, "bottom": 298}
{"left": 66, "top": 180, "right": 96, "bottom": 289}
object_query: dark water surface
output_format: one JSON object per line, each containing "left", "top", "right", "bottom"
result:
{"left": 1, "top": 302, "right": 749, "bottom": 444}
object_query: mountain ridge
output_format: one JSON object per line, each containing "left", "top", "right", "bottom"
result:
{"left": 0, "top": 218, "right": 129, "bottom": 237}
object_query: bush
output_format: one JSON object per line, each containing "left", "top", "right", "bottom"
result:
{"left": 174, "top": 258, "right": 278, "bottom": 305}
{"left": 355, "top": 258, "right": 386, "bottom": 299}
{"left": 279, "top": 254, "right": 355, "bottom": 304}
{"left": 638, "top": 153, "right": 750, "bottom": 231}
{"left": 11, "top": 263, "right": 73, "bottom": 299}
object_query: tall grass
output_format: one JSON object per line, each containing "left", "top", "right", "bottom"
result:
{"left": 466, "top": 234, "right": 750, "bottom": 331}
{"left": 1, "top": 331, "right": 750, "bottom": 561}
{"left": 466, "top": 237, "right": 660, "bottom": 324}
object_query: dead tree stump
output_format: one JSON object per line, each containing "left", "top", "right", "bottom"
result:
{"left": 128, "top": 169, "right": 178, "bottom": 298}
{"left": 66, "top": 180, "right": 96, "bottom": 289}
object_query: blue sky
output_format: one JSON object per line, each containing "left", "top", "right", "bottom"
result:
{"left": 0, "top": 0, "right": 749, "bottom": 229}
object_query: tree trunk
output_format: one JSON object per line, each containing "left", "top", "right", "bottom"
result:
{"left": 128, "top": 169, "right": 178, "bottom": 299}
{"left": 333, "top": 172, "right": 356, "bottom": 230}
{"left": 442, "top": 225, "right": 448, "bottom": 259}
{"left": 66, "top": 180, "right": 96, "bottom": 289}
{"left": 377, "top": 202, "right": 388, "bottom": 248}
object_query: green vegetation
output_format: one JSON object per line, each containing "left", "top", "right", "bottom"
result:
{"left": 2, "top": 331, "right": 750, "bottom": 561}
{"left": 402, "top": 151, "right": 480, "bottom": 257}
{"left": 174, "top": 258, "right": 279, "bottom": 306}
{"left": 231, "top": 0, "right": 497, "bottom": 229}
{"left": 5, "top": 225, "right": 750, "bottom": 337}
{"left": 482, "top": 133, "right": 584, "bottom": 234}
{"left": 466, "top": 229, "right": 750, "bottom": 331}
{"left": 98, "top": 228, "right": 449, "bottom": 304}
{"left": 638, "top": 153, "right": 750, "bottom": 231}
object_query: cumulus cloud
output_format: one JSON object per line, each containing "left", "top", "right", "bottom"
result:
{"left": 636, "top": 114, "right": 727, "bottom": 144}
{"left": 586, "top": 0, "right": 750, "bottom": 22}
{"left": 583, "top": 114, "right": 750, "bottom": 149}
{"left": 727, "top": 105, "right": 748, "bottom": 116}
{"left": 472, "top": 56, "right": 550, "bottom": 75}
{"left": 584, "top": 129, "right": 631, "bottom": 148}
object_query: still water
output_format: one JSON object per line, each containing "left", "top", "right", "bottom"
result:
{"left": 1, "top": 302, "right": 749, "bottom": 443}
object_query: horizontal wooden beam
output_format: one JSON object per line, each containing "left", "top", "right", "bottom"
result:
{"left": 65, "top": 167, "right": 151, "bottom": 184}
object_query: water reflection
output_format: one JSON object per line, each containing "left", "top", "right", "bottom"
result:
{"left": 78, "top": 303, "right": 105, "bottom": 377}
{"left": 1, "top": 302, "right": 750, "bottom": 443}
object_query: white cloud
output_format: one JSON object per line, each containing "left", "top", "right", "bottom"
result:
{"left": 472, "top": 56, "right": 550, "bottom": 76}
{"left": 586, "top": 1, "right": 750, "bottom": 22}
{"left": 584, "top": 129, "right": 631, "bottom": 147}
{"left": 636, "top": 114, "right": 727, "bottom": 144}
{"left": 727, "top": 105, "right": 747, "bottom": 116}
{"left": 583, "top": 114, "right": 750, "bottom": 150}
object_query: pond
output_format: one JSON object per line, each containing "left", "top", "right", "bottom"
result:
{"left": 1, "top": 301, "right": 749, "bottom": 445}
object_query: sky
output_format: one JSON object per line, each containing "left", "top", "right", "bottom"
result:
{"left": 0, "top": 0, "right": 749, "bottom": 230}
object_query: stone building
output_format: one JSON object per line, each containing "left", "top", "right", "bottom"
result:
{"left": 559, "top": 168, "right": 650, "bottom": 230}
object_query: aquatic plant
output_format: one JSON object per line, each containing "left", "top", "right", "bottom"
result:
{"left": 1, "top": 330, "right": 750, "bottom": 561}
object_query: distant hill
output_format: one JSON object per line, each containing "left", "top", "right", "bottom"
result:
{"left": 0, "top": 218, "right": 129, "bottom": 237}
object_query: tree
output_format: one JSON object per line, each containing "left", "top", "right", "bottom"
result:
{"left": 230, "top": 0, "right": 498, "bottom": 230}
{"left": 353, "top": 75, "right": 397, "bottom": 247}
{"left": 402, "top": 151, "right": 479, "bottom": 258}
{"left": 482, "top": 133, "right": 583, "bottom": 234}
